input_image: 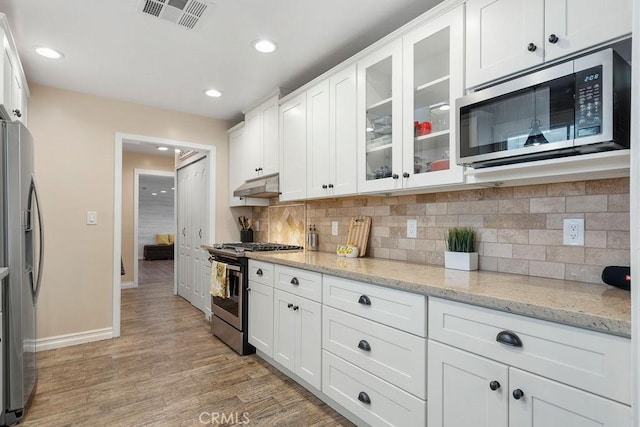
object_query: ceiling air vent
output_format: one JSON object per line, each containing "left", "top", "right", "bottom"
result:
{"left": 138, "top": 0, "right": 213, "bottom": 30}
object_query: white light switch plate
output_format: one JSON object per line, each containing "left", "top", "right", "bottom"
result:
{"left": 331, "top": 221, "right": 339, "bottom": 236}
{"left": 87, "top": 211, "right": 98, "bottom": 225}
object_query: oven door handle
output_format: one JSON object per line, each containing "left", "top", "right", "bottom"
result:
{"left": 207, "top": 257, "right": 241, "bottom": 272}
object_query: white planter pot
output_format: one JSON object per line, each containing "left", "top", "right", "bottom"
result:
{"left": 444, "top": 251, "right": 479, "bottom": 271}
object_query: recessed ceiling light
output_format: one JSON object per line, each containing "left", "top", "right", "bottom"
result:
{"left": 157, "top": 146, "right": 169, "bottom": 151}
{"left": 171, "top": 187, "right": 175, "bottom": 190}
{"left": 151, "top": 192, "right": 158, "bottom": 196}
{"left": 204, "top": 89, "right": 222, "bottom": 98}
{"left": 253, "top": 39, "right": 277, "bottom": 53}
{"left": 160, "top": 190, "right": 167, "bottom": 193}
{"left": 34, "top": 46, "right": 64, "bottom": 59}
{"left": 174, "top": 148, "right": 181, "bottom": 153}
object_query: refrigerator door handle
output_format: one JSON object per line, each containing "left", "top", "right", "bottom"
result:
{"left": 29, "top": 176, "right": 44, "bottom": 301}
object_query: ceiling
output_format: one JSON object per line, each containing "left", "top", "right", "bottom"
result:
{"left": 0, "top": 0, "right": 443, "bottom": 123}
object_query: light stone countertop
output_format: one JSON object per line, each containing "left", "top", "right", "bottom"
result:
{"left": 246, "top": 251, "right": 631, "bottom": 337}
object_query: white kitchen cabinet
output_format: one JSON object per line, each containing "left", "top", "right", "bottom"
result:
{"left": 247, "top": 281, "right": 274, "bottom": 357}
{"left": 466, "top": 0, "right": 632, "bottom": 88}
{"left": 273, "top": 288, "right": 322, "bottom": 390}
{"left": 358, "top": 6, "right": 464, "bottom": 193}
{"left": 279, "top": 92, "right": 307, "bottom": 201}
{"left": 402, "top": 5, "right": 464, "bottom": 188}
{"left": 244, "top": 94, "right": 279, "bottom": 179}
{"left": 428, "top": 341, "right": 631, "bottom": 427}
{"left": 307, "top": 64, "right": 358, "bottom": 199}
{"left": 228, "top": 122, "right": 268, "bottom": 207}
{"left": 428, "top": 298, "right": 632, "bottom": 427}
{"left": 247, "top": 260, "right": 275, "bottom": 356}
{"left": 357, "top": 38, "right": 403, "bottom": 193}
{"left": 0, "top": 21, "right": 27, "bottom": 125}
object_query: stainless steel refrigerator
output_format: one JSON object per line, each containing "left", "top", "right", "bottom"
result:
{"left": 0, "top": 121, "right": 44, "bottom": 426}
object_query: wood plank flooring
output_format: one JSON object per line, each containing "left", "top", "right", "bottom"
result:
{"left": 21, "top": 280, "right": 353, "bottom": 426}
{"left": 138, "top": 259, "right": 174, "bottom": 285}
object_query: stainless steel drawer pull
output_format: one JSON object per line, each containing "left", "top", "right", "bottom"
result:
{"left": 290, "top": 277, "right": 299, "bottom": 285}
{"left": 358, "top": 295, "right": 371, "bottom": 306}
{"left": 357, "top": 340, "right": 371, "bottom": 352}
{"left": 357, "top": 391, "right": 371, "bottom": 405}
{"left": 496, "top": 330, "right": 522, "bottom": 347}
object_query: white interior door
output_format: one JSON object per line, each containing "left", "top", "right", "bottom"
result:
{"left": 176, "top": 156, "right": 209, "bottom": 313}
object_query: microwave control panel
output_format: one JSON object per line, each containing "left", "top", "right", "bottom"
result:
{"left": 575, "top": 65, "right": 602, "bottom": 138}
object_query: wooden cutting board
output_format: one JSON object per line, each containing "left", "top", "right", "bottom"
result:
{"left": 346, "top": 216, "right": 372, "bottom": 257}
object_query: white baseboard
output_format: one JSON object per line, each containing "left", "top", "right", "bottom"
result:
{"left": 121, "top": 281, "right": 137, "bottom": 289}
{"left": 36, "top": 327, "right": 113, "bottom": 352}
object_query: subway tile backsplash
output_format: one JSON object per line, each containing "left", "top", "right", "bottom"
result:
{"left": 252, "top": 178, "right": 629, "bottom": 285}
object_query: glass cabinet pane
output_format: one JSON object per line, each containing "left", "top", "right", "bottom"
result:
{"left": 365, "top": 56, "right": 393, "bottom": 181}
{"left": 412, "top": 27, "right": 451, "bottom": 175}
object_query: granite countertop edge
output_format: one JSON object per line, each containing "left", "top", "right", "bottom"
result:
{"left": 245, "top": 252, "right": 631, "bottom": 338}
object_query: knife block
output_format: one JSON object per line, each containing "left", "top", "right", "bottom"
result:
{"left": 240, "top": 229, "right": 253, "bottom": 243}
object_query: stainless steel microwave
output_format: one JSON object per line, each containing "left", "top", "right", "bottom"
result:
{"left": 456, "top": 49, "right": 630, "bottom": 168}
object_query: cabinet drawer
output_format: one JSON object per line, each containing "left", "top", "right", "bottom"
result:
{"left": 323, "top": 351, "right": 426, "bottom": 427}
{"left": 323, "top": 306, "right": 427, "bottom": 399}
{"left": 429, "top": 298, "right": 631, "bottom": 405}
{"left": 274, "top": 265, "right": 322, "bottom": 302}
{"left": 248, "top": 260, "right": 274, "bottom": 286}
{"left": 323, "top": 275, "right": 427, "bottom": 336}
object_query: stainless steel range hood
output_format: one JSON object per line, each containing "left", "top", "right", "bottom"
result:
{"left": 233, "top": 173, "right": 279, "bottom": 198}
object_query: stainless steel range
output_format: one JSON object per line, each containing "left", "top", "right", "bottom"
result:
{"left": 206, "top": 242, "right": 303, "bottom": 355}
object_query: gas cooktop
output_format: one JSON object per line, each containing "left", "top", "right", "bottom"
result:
{"left": 207, "top": 242, "right": 303, "bottom": 257}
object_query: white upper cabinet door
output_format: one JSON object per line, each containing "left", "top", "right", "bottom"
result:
{"left": 402, "top": 5, "right": 464, "bottom": 188}
{"left": 466, "top": 0, "right": 544, "bottom": 88}
{"left": 306, "top": 79, "right": 331, "bottom": 199}
{"left": 244, "top": 108, "right": 262, "bottom": 179}
{"left": 428, "top": 341, "right": 509, "bottom": 427}
{"left": 509, "top": 368, "right": 631, "bottom": 427}
{"left": 261, "top": 96, "right": 280, "bottom": 176}
{"left": 544, "top": 0, "right": 632, "bottom": 62}
{"left": 279, "top": 92, "right": 307, "bottom": 201}
{"left": 228, "top": 124, "right": 246, "bottom": 207}
{"left": 357, "top": 39, "right": 403, "bottom": 193}
{"left": 329, "top": 64, "right": 358, "bottom": 196}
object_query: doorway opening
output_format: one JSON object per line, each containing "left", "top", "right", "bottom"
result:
{"left": 113, "top": 133, "right": 217, "bottom": 338}
{"left": 136, "top": 171, "right": 175, "bottom": 286}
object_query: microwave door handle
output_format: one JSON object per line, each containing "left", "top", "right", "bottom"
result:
{"left": 29, "top": 177, "right": 45, "bottom": 302}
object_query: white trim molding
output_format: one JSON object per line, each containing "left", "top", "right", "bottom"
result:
{"left": 120, "top": 281, "right": 137, "bottom": 289}
{"left": 36, "top": 328, "right": 113, "bottom": 352}
{"left": 114, "top": 132, "right": 217, "bottom": 339}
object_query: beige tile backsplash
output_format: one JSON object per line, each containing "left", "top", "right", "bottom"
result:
{"left": 252, "top": 178, "right": 630, "bottom": 284}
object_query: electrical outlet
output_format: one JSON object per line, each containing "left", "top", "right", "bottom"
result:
{"left": 407, "top": 219, "right": 417, "bottom": 238}
{"left": 254, "top": 220, "right": 260, "bottom": 232}
{"left": 331, "top": 221, "right": 339, "bottom": 236}
{"left": 563, "top": 218, "right": 584, "bottom": 245}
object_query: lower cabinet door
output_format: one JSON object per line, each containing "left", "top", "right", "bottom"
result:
{"left": 323, "top": 350, "right": 426, "bottom": 426}
{"left": 247, "top": 281, "right": 274, "bottom": 357}
{"left": 428, "top": 341, "right": 509, "bottom": 427}
{"left": 509, "top": 368, "right": 631, "bottom": 427}
{"left": 295, "top": 296, "right": 322, "bottom": 390}
{"left": 273, "top": 289, "right": 297, "bottom": 371}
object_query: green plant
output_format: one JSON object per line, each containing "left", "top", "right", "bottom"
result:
{"left": 446, "top": 227, "right": 476, "bottom": 253}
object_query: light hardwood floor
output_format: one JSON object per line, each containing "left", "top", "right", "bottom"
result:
{"left": 22, "top": 278, "right": 353, "bottom": 426}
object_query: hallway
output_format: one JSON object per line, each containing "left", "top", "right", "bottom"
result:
{"left": 22, "top": 279, "right": 351, "bottom": 426}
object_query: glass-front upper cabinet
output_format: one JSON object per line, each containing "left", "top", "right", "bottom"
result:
{"left": 402, "top": 5, "right": 464, "bottom": 188}
{"left": 357, "top": 39, "right": 403, "bottom": 193}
